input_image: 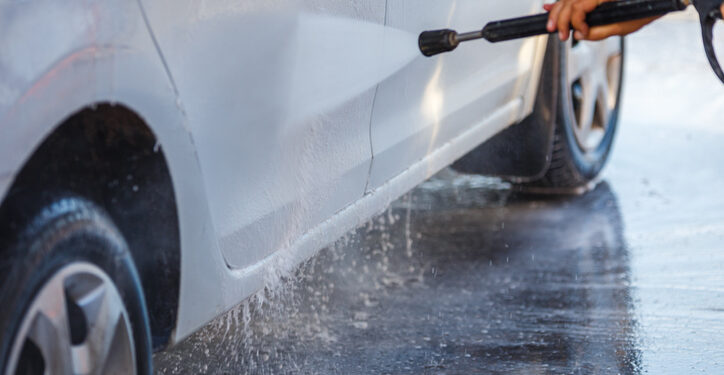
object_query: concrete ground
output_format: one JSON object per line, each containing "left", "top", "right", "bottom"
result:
{"left": 154, "top": 12, "right": 724, "bottom": 374}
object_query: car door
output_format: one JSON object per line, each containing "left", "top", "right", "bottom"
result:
{"left": 140, "top": 0, "right": 391, "bottom": 269}
{"left": 367, "top": 0, "right": 543, "bottom": 190}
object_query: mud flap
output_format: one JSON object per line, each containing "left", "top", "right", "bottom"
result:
{"left": 451, "top": 38, "right": 559, "bottom": 183}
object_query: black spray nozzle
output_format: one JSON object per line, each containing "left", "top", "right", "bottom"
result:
{"left": 419, "top": 29, "right": 460, "bottom": 57}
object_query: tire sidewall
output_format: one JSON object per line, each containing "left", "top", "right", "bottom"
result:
{"left": 0, "top": 198, "right": 152, "bottom": 375}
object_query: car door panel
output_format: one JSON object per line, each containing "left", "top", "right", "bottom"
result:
{"left": 368, "top": 0, "right": 542, "bottom": 190}
{"left": 140, "top": 0, "right": 389, "bottom": 269}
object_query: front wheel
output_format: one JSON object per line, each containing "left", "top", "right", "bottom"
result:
{"left": 0, "top": 197, "right": 152, "bottom": 375}
{"left": 525, "top": 37, "right": 625, "bottom": 192}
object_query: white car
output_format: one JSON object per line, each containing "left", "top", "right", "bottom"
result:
{"left": 0, "top": 1, "right": 623, "bottom": 373}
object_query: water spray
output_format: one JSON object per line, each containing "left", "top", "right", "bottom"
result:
{"left": 418, "top": 0, "right": 724, "bottom": 83}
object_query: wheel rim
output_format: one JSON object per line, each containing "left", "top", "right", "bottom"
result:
{"left": 567, "top": 37, "right": 623, "bottom": 152}
{"left": 5, "top": 263, "right": 136, "bottom": 375}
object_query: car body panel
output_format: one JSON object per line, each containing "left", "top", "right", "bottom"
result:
{"left": 367, "top": 0, "right": 544, "bottom": 190}
{"left": 0, "top": 0, "right": 549, "bottom": 347}
{"left": 0, "top": 173, "right": 10, "bottom": 204}
{"left": 138, "top": 0, "right": 403, "bottom": 270}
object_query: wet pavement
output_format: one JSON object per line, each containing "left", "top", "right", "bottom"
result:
{"left": 154, "top": 13, "right": 724, "bottom": 375}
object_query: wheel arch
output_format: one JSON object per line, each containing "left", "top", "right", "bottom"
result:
{"left": 0, "top": 103, "right": 181, "bottom": 351}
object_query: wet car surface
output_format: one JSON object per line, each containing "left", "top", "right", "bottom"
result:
{"left": 154, "top": 13, "right": 724, "bottom": 374}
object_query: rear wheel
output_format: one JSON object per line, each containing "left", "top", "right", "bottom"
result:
{"left": 526, "top": 37, "right": 624, "bottom": 192}
{"left": 0, "top": 197, "right": 152, "bottom": 375}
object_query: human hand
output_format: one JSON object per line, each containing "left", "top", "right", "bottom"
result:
{"left": 544, "top": 0, "right": 662, "bottom": 41}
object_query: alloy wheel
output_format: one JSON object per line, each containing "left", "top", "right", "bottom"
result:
{"left": 567, "top": 37, "right": 623, "bottom": 152}
{"left": 5, "top": 262, "right": 136, "bottom": 375}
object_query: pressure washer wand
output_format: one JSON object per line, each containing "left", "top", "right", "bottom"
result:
{"left": 419, "top": 0, "right": 689, "bottom": 57}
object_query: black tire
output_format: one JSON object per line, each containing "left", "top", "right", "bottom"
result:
{"left": 0, "top": 197, "right": 153, "bottom": 375}
{"left": 524, "top": 37, "right": 625, "bottom": 193}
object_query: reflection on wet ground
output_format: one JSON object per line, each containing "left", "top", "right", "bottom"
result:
{"left": 155, "top": 14, "right": 724, "bottom": 375}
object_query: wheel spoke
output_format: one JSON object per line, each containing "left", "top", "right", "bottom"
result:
{"left": 26, "top": 281, "right": 74, "bottom": 374}
{"left": 577, "top": 73, "right": 598, "bottom": 142}
{"left": 602, "top": 36, "right": 623, "bottom": 58}
{"left": 68, "top": 282, "right": 110, "bottom": 374}
{"left": 568, "top": 42, "right": 592, "bottom": 84}
{"left": 598, "top": 74, "right": 612, "bottom": 128}
{"left": 66, "top": 272, "right": 132, "bottom": 375}
{"left": 99, "top": 315, "right": 136, "bottom": 375}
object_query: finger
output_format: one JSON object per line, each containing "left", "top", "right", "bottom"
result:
{"left": 721, "top": 3, "right": 724, "bottom": 17}
{"left": 586, "top": 16, "right": 659, "bottom": 40}
{"left": 557, "top": 2, "right": 574, "bottom": 40}
{"left": 543, "top": 3, "right": 554, "bottom": 11}
{"left": 570, "top": 3, "right": 590, "bottom": 37}
{"left": 547, "top": 2, "right": 564, "bottom": 32}
{"left": 586, "top": 24, "right": 623, "bottom": 41}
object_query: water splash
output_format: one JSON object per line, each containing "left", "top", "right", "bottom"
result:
{"left": 153, "top": 168, "right": 513, "bottom": 374}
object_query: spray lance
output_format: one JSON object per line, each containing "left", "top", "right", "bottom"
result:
{"left": 418, "top": 0, "right": 724, "bottom": 83}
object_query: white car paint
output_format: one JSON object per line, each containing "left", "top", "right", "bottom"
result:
{"left": 368, "top": 0, "right": 541, "bottom": 190}
{"left": 139, "top": 0, "right": 412, "bottom": 271}
{"left": 0, "top": 0, "right": 548, "bottom": 345}
{"left": 0, "top": 174, "right": 9, "bottom": 204}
